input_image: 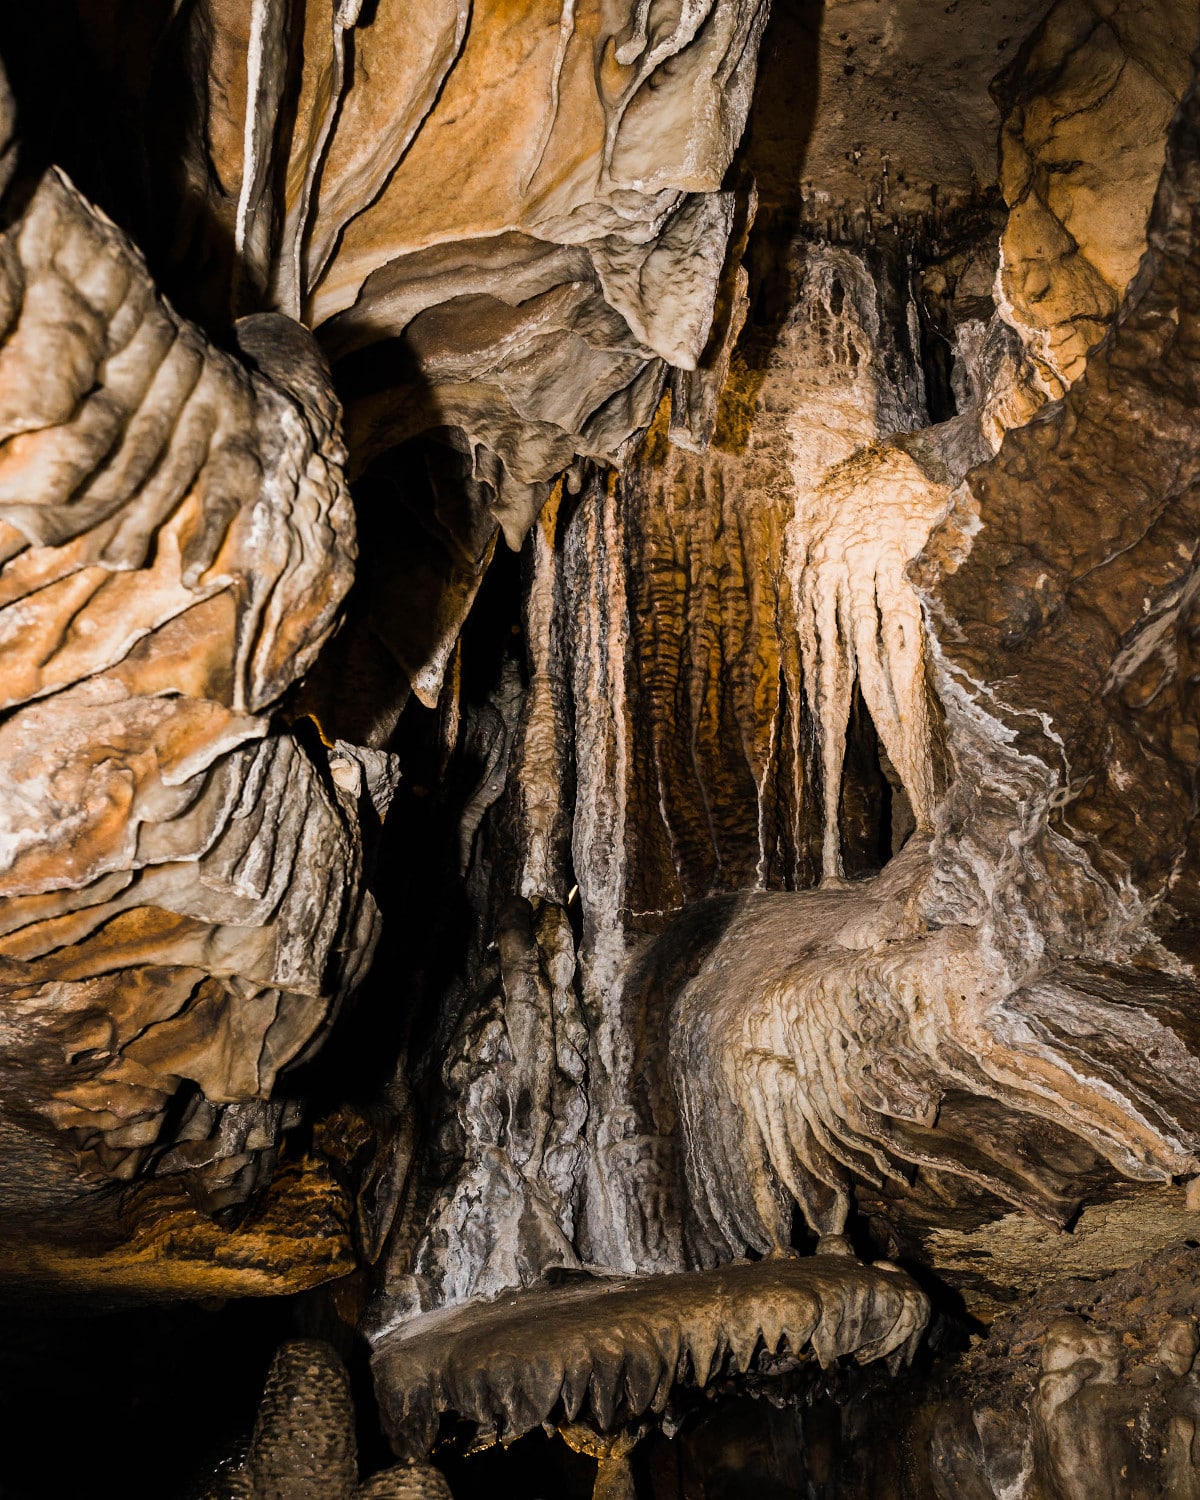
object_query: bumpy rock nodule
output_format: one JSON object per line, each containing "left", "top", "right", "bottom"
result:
{"left": 202, "top": 1339, "right": 452, "bottom": 1500}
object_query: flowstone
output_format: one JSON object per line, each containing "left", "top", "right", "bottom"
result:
{"left": 373, "top": 1255, "right": 928, "bottom": 1496}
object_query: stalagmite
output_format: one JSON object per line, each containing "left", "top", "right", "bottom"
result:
{"left": 202, "top": 1339, "right": 455, "bottom": 1499}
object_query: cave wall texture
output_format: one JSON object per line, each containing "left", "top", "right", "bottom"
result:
{"left": 4, "top": 1, "right": 1200, "bottom": 1497}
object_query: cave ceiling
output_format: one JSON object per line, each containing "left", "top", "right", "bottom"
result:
{"left": 3, "top": 1, "right": 1200, "bottom": 1497}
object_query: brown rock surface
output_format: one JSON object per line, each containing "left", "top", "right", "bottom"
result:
{"left": 750, "top": 0, "right": 1053, "bottom": 223}
{"left": 368, "top": 7, "right": 1200, "bottom": 1358}
{"left": 200, "top": 1337, "right": 455, "bottom": 1499}
{"left": 924, "top": 1245, "right": 1200, "bottom": 1498}
{"left": 372, "top": 1256, "right": 929, "bottom": 1458}
{"left": 0, "top": 1152, "right": 355, "bottom": 1300}
{"left": 306, "top": 0, "right": 771, "bottom": 710}
{"left": 935, "top": 25, "right": 1200, "bottom": 922}
{"left": 0, "top": 0, "right": 783, "bottom": 1318}
{"left": 6, "top": 2, "right": 1200, "bottom": 1495}
{"left": 642, "top": 48, "right": 1200, "bottom": 1297}
{"left": 2, "top": 1, "right": 775, "bottom": 711}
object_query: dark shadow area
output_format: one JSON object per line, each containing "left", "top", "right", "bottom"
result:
{"left": 0, "top": 1296, "right": 292, "bottom": 1499}
{"left": 835, "top": 684, "right": 919, "bottom": 877}
{"left": 636, "top": 1395, "right": 810, "bottom": 1500}
{"left": 0, "top": 1274, "right": 436, "bottom": 1496}
{"left": 436, "top": 1367, "right": 964, "bottom": 1500}
{"left": 434, "top": 1385, "right": 818, "bottom": 1500}
{"left": 297, "top": 523, "right": 527, "bottom": 1112}
{"left": 0, "top": 0, "right": 285, "bottom": 330}
{"left": 731, "top": 0, "right": 824, "bottom": 385}
{"left": 837, "top": 684, "right": 890, "bottom": 878}
{"left": 438, "top": 1426, "right": 597, "bottom": 1500}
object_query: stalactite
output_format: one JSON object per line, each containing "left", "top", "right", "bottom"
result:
{"left": 567, "top": 471, "right": 688, "bottom": 1274}
{"left": 788, "top": 446, "right": 944, "bottom": 881}
{"left": 660, "top": 55, "right": 1200, "bottom": 1275}
{"left": 8, "top": 2, "right": 1200, "bottom": 1495}
{"left": 373, "top": 1258, "right": 930, "bottom": 1458}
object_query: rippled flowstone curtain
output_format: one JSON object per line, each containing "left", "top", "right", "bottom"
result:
{"left": 0, "top": 164, "right": 378, "bottom": 1278}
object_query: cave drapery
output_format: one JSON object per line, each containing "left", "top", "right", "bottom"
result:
{"left": 4, "top": 1, "right": 1200, "bottom": 1496}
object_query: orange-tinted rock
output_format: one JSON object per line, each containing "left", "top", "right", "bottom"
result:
{"left": 0, "top": 168, "right": 375, "bottom": 1225}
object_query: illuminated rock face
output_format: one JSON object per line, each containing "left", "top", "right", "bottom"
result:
{"left": 372, "top": 1257, "right": 930, "bottom": 1456}
{"left": 374, "top": 22, "right": 1200, "bottom": 1461}
{"left": 659, "top": 63, "right": 1200, "bottom": 1262}
{"left": 995, "top": 0, "right": 1197, "bottom": 393}
{"left": 23, "top": 0, "right": 772, "bottom": 722}
{"left": 302, "top": 0, "right": 769, "bottom": 712}
{"left": 200, "top": 1338, "right": 455, "bottom": 1499}
{"left": 0, "top": 0, "right": 772, "bottom": 1275}
{"left": 0, "top": 166, "right": 374, "bottom": 1227}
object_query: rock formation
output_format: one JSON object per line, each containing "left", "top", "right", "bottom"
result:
{"left": 200, "top": 1338, "right": 453, "bottom": 1500}
{"left": 995, "top": 0, "right": 1196, "bottom": 391}
{"left": 0, "top": 164, "right": 374, "bottom": 1249}
{"left": 4, "top": 1, "right": 1200, "bottom": 1498}
{"left": 373, "top": 1255, "right": 929, "bottom": 1458}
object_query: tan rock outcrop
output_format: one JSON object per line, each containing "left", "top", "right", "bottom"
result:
{"left": 995, "top": 0, "right": 1196, "bottom": 391}
{"left": 924, "top": 1246, "right": 1200, "bottom": 1498}
{"left": 57, "top": 1, "right": 771, "bottom": 711}
{"left": 376, "top": 17, "right": 1200, "bottom": 1330}
{"left": 0, "top": 166, "right": 374, "bottom": 1219}
{"left": 9, "top": 11, "right": 1200, "bottom": 1495}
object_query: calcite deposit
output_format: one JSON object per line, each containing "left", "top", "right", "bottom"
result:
{"left": 0, "top": 165, "right": 374, "bottom": 1241}
{"left": 373, "top": 1256, "right": 930, "bottom": 1458}
{"left": 201, "top": 1338, "right": 454, "bottom": 1500}
{"left": 5, "top": 1, "right": 1200, "bottom": 1498}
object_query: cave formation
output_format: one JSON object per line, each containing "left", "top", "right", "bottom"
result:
{"left": 3, "top": 0, "right": 1200, "bottom": 1495}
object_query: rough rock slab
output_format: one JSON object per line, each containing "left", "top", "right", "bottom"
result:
{"left": 372, "top": 1257, "right": 930, "bottom": 1458}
